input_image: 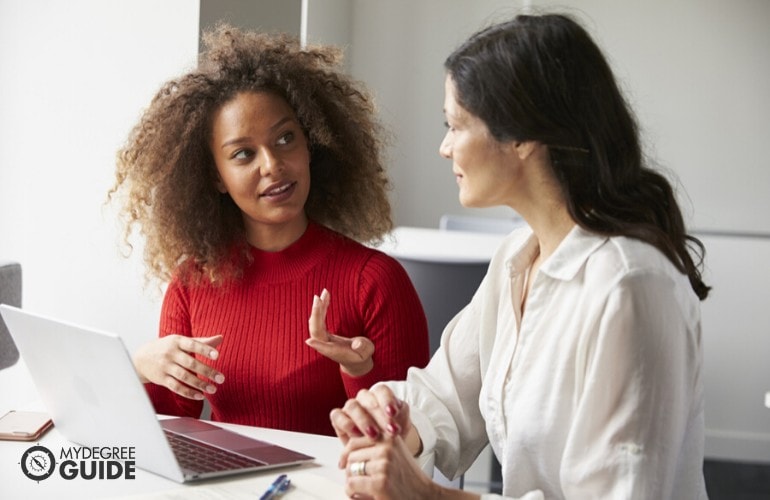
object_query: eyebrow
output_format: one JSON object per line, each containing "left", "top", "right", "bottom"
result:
{"left": 443, "top": 107, "right": 461, "bottom": 124}
{"left": 219, "top": 116, "right": 296, "bottom": 149}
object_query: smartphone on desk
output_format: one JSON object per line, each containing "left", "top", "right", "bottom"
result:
{"left": 0, "top": 410, "right": 53, "bottom": 441}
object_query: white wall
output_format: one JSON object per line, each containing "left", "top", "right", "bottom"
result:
{"left": 303, "top": 0, "right": 352, "bottom": 70}
{"left": 200, "top": 0, "right": 302, "bottom": 42}
{"left": 697, "top": 233, "right": 770, "bottom": 462}
{"left": 349, "top": 0, "right": 770, "bottom": 234}
{"left": 348, "top": 0, "right": 526, "bottom": 228}
{"left": 0, "top": 0, "right": 200, "bottom": 354}
{"left": 531, "top": 0, "right": 770, "bottom": 235}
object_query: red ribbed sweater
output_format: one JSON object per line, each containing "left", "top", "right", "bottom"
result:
{"left": 146, "top": 223, "right": 429, "bottom": 436}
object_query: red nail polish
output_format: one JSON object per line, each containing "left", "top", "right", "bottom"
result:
{"left": 367, "top": 426, "right": 379, "bottom": 438}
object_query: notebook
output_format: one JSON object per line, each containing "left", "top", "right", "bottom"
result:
{"left": 0, "top": 304, "right": 314, "bottom": 483}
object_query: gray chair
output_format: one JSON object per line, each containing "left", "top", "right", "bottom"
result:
{"left": 0, "top": 261, "right": 22, "bottom": 370}
{"left": 397, "top": 257, "right": 488, "bottom": 356}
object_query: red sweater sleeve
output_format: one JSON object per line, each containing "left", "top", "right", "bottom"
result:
{"left": 144, "top": 278, "right": 204, "bottom": 419}
{"left": 339, "top": 251, "right": 430, "bottom": 395}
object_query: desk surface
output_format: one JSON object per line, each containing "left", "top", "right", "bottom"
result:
{"left": 0, "top": 361, "right": 346, "bottom": 499}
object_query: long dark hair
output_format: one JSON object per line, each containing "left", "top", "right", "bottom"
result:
{"left": 445, "top": 14, "right": 709, "bottom": 300}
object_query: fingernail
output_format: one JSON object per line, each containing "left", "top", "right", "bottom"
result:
{"left": 209, "top": 350, "right": 218, "bottom": 360}
{"left": 386, "top": 404, "right": 398, "bottom": 416}
{"left": 366, "top": 426, "right": 379, "bottom": 438}
{"left": 321, "top": 288, "right": 329, "bottom": 300}
{"left": 193, "top": 393, "right": 204, "bottom": 400}
{"left": 387, "top": 423, "right": 400, "bottom": 435}
{"left": 352, "top": 339, "right": 362, "bottom": 350}
{"left": 214, "top": 374, "right": 225, "bottom": 384}
{"left": 397, "top": 399, "right": 404, "bottom": 408}
{"left": 206, "top": 385, "right": 216, "bottom": 394}
{"left": 350, "top": 427, "right": 363, "bottom": 437}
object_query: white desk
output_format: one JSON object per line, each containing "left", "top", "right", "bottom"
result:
{"left": 376, "top": 226, "right": 505, "bottom": 264}
{"left": 0, "top": 361, "right": 346, "bottom": 499}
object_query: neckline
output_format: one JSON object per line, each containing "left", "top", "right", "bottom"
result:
{"left": 244, "top": 222, "right": 337, "bottom": 284}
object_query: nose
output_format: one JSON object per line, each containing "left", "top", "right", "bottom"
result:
{"left": 259, "top": 148, "right": 282, "bottom": 176}
{"left": 439, "top": 131, "right": 452, "bottom": 159}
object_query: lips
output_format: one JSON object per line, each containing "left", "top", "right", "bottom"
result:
{"left": 260, "top": 181, "right": 295, "bottom": 197}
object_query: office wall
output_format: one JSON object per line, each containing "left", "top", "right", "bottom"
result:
{"left": 349, "top": 0, "right": 770, "bottom": 234}
{"left": 530, "top": 0, "right": 770, "bottom": 235}
{"left": 348, "top": 0, "right": 525, "bottom": 228}
{"left": 0, "top": 0, "right": 200, "bottom": 353}
{"left": 199, "top": 0, "right": 302, "bottom": 43}
{"left": 304, "top": 0, "right": 352, "bottom": 68}
{"left": 696, "top": 233, "right": 770, "bottom": 462}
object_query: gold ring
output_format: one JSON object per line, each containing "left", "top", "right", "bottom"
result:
{"left": 350, "top": 460, "right": 367, "bottom": 476}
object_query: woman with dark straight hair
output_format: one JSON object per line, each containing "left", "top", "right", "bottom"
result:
{"left": 448, "top": 14, "right": 708, "bottom": 301}
{"left": 329, "top": 13, "right": 709, "bottom": 499}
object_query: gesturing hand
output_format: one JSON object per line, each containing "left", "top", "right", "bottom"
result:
{"left": 305, "top": 288, "right": 375, "bottom": 377}
{"left": 133, "top": 334, "right": 225, "bottom": 400}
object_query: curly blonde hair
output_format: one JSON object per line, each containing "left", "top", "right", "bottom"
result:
{"left": 111, "top": 24, "right": 392, "bottom": 284}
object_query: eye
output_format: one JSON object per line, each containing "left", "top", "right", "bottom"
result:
{"left": 231, "top": 149, "right": 254, "bottom": 161}
{"left": 444, "top": 121, "right": 455, "bottom": 132}
{"left": 277, "top": 131, "right": 295, "bottom": 146}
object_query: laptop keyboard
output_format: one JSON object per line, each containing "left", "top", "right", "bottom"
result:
{"left": 164, "top": 430, "right": 265, "bottom": 473}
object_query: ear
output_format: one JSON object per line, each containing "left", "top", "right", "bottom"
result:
{"left": 513, "top": 140, "right": 539, "bottom": 161}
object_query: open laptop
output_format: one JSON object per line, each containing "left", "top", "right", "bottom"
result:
{"left": 0, "top": 304, "right": 314, "bottom": 483}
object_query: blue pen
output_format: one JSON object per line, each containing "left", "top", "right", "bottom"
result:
{"left": 259, "top": 473, "right": 291, "bottom": 500}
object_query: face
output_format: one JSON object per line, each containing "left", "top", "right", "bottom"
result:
{"left": 439, "top": 75, "right": 521, "bottom": 208}
{"left": 210, "top": 91, "right": 311, "bottom": 249}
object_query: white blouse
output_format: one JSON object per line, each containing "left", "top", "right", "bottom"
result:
{"left": 386, "top": 225, "right": 707, "bottom": 499}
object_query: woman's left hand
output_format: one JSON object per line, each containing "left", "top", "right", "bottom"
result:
{"left": 306, "top": 288, "right": 375, "bottom": 377}
{"left": 343, "top": 435, "right": 438, "bottom": 500}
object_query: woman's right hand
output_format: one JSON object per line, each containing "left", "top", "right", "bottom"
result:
{"left": 330, "top": 385, "right": 421, "bottom": 466}
{"left": 133, "top": 335, "right": 225, "bottom": 400}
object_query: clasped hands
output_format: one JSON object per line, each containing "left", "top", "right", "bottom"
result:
{"left": 330, "top": 385, "right": 437, "bottom": 500}
{"left": 132, "top": 288, "right": 375, "bottom": 400}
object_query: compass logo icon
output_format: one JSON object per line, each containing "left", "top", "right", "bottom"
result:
{"left": 20, "top": 445, "right": 56, "bottom": 482}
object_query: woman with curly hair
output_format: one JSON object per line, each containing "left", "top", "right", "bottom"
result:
{"left": 110, "top": 25, "right": 429, "bottom": 436}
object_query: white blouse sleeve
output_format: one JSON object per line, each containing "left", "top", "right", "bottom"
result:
{"left": 385, "top": 278, "right": 492, "bottom": 480}
{"left": 559, "top": 269, "right": 703, "bottom": 498}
